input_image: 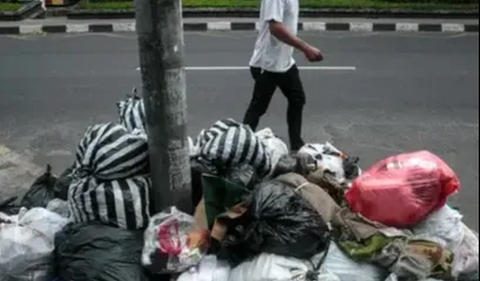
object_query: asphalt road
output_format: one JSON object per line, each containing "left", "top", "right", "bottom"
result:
{"left": 0, "top": 31, "right": 478, "bottom": 230}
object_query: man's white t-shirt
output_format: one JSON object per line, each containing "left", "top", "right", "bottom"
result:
{"left": 249, "top": 0, "right": 299, "bottom": 73}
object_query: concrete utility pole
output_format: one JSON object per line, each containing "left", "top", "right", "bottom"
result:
{"left": 135, "top": 0, "right": 192, "bottom": 215}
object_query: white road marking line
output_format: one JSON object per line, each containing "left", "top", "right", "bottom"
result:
{"left": 136, "top": 66, "right": 356, "bottom": 71}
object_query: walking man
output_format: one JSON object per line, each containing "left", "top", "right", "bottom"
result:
{"left": 243, "top": 0, "right": 324, "bottom": 151}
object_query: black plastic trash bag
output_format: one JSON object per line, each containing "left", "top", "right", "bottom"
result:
{"left": 0, "top": 196, "right": 21, "bottom": 215}
{"left": 55, "top": 222, "right": 151, "bottom": 281}
{"left": 217, "top": 180, "right": 330, "bottom": 265}
{"left": 20, "top": 164, "right": 57, "bottom": 209}
{"left": 270, "top": 153, "right": 317, "bottom": 178}
{"left": 53, "top": 164, "right": 75, "bottom": 201}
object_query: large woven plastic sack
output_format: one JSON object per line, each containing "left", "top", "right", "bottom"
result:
{"left": 68, "top": 175, "right": 151, "bottom": 230}
{"left": 0, "top": 208, "right": 68, "bottom": 281}
{"left": 323, "top": 242, "right": 389, "bottom": 281}
{"left": 176, "top": 255, "right": 231, "bottom": 281}
{"left": 345, "top": 150, "right": 460, "bottom": 227}
{"left": 55, "top": 222, "right": 150, "bottom": 281}
{"left": 412, "top": 206, "right": 479, "bottom": 278}
{"left": 75, "top": 123, "right": 149, "bottom": 180}
{"left": 198, "top": 119, "right": 271, "bottom": 178}
{"left": 142, "top": 206, "right": 209, "bottom": 274}
{"left": 228, "top": 253, "right": 340, "bottom": 281}
{"left": 255, "top": 128, "right": 289, "bottom": 177}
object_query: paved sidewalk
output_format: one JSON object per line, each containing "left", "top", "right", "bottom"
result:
{"left": 0, "top": 17, "right": 478, "bottom": 34}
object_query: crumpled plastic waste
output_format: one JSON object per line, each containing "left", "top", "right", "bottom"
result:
{"left": 142, "top": 206, "right": 209, "bottom": 274}
{"left": 412, "top": 205, "right": 479, "bottom": 278}
{"left": 46, "top": 198, "right": 70, "bottom": 218}
{"left": 298, "top": 142, "right": 360, "bottom": 183}
{"left": 176, "top": 255, "right": 231, "bottom": 281}
{"left": 323, "top": 242, "right": 389, "bottom": 281}
{"left": 0, "top": 207, "right": 68, "bottom": 281}
{"left": 254, "top": 127, "right": 289, "bottom": 177}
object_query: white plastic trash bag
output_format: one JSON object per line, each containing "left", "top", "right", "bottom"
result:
{"left": 384, "top": 273, "right": 442, "bottom": 281}
{"left": 298, "top": 143, "right": 347, "bottom": 182}
{"left": 228, "top": 253, "right": 340, "bottom": 281}
{"left": 255, "top": 128, "right": 289, "bottom": 177}
{"left": 322, "top": 242, "right": 389, "bottom": 281}
{"left": 176, "top": 255, "right": 231, "bottom": 281}
{"left": 412, "top": 206, "right": 479, "bottom": 278}
{"left": 46, "top": 198, "right": 70, "bottom": 218}
{"left": 0, "top": 208, "right": 69, "bottom": 281}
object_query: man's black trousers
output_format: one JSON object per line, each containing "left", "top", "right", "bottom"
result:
{"left": 243, "top": 64, "right": 306, "bottom": 151}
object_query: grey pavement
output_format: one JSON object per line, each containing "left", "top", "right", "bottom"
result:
{"left": 0, "top": 31, "right": 478, "bottom": 230}
{"left": 0, "top": 16, "right": 478, "bottom": 27}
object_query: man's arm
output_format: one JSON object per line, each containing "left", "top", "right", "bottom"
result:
{"left": 269, "top": 20, "right": 323, "bottom": 62}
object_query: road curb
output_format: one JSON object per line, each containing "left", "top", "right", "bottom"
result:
{"left": 1, "top": 21, "right": 478, "bottom": 35}
{"left": 66, "top": 8, "right": 479, "bottom": 20}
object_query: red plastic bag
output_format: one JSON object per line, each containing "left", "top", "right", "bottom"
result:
{"left": 345, "top": 151, "right": 460, "bottom": 227}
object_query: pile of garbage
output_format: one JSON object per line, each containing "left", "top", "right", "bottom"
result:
{"left": 1, "top": 92, "right": 478, "bottom": 281}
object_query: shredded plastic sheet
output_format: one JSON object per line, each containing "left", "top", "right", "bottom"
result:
{"left": 0, "top": 208, "right": 68, "bottom": 281}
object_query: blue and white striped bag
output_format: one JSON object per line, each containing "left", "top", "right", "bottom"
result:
{"left": 198, "top": 119, "right": 271, "bottom": 178}
{"left": 68, "top": 175, "right": 151, "bottom": 230}
{"left": 75, "top": 122, "right": 149, "bottom": 180}
{"left": 117, "top": 91, "right": 147, "bottom": 133}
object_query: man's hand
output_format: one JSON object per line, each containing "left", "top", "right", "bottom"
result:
{"left": 268, "top": 21, "right": 324, "bottom": 62}
{"left": 302, "top": 45, "right": 323, "bottom": 62}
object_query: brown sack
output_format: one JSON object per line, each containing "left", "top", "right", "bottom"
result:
{"left": 194, "top": 198, "right": 208, "bottom": 230}
{"left": 276, "top": 172, "right": 340, "bottom": 223}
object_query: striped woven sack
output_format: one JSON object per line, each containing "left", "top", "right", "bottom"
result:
{"left": 68, "top": 175, "right": 151, "bottom": 230}
{"left": 75, "top": 123, "right": 149, "bottom": 180}
{"left": 199, "top": 122, "right": 271, "bottom": 178}
{"left": 117, "top": 92, "right": 147, "bottom": 133}
{"left": 194, "top": 118, "right": 241, "bottom": 149}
